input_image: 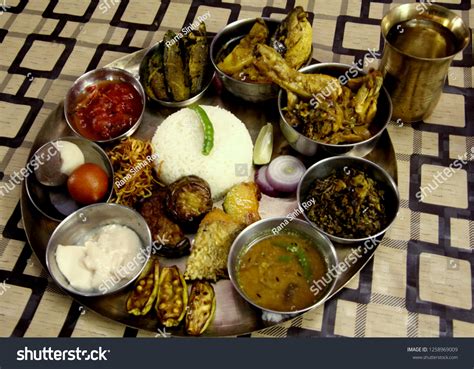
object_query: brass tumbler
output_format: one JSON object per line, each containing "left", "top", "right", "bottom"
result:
{"left": 379, "top": 3, "right": 470, "bottom": 122}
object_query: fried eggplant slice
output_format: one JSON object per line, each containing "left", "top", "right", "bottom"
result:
{"left": 144, "top": 42, "right": 169, "bottom": 101}
{"left": 185, "top": 23, "right": 208, "bottom": 95}
{"left": 163, "top": 31, "right": 190, "bottom": 101}
{"left": 138, "top": 189, "right": 191, "bottom": 258}
{"left": 126, "top": 258, "right": 160, "bottom": 316}
{"left": 155, "top": 266, "right": 188, "bottom": 327}
{"left": 166, "top": 175, "right": 212, "bottom": 230}
{"left": 185, "top": 209, "right": 243, "bottom": 281}
{"left": 185, "top": 281, "right": 216, "bottom": 336}
{"left": 223, "top": 182, "right": 261, "bottom": 227}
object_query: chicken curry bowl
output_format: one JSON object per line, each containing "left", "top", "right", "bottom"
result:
{"left": 215, "top": 7, "right": 313, "bottom": 84}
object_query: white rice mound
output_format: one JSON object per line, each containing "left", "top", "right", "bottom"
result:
{"left": 152, "top": 105, "right": 254, "bottom": 199}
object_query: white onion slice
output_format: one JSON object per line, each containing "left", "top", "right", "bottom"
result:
{"left": 266, "top": 155, "right": 306, "bottom": 193}
{"left": 255, "top": 166, "right": 280, "bottom": 197}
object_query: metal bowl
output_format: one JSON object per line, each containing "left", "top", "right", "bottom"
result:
{"left": 25, "top": 136, "right": 114, "bottom": 222}
{"left": 46, "top": 203, "right": 152, "bottom": 297}
{"left": 139, "top": 39, "right": 215, "bottom": 108}
{"left": 211, "top": 18, "right": 312, "bottom": 102}
{"left": 228, "top": 217, "right": 338, "bottom": 314}
{"left": 278, "top": 63, "right": 393, "bottom": 157}
{"left": 297, "top": 156, "right": 400, "bottom": 245}
{"left": 64, "top": 67, "right": 146, "bottom": 144}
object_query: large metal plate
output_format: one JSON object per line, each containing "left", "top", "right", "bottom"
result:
{"left": 20, "top": 47, "right": 397, "bottom": 336}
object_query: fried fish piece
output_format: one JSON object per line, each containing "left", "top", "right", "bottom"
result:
{"left": 254, "top": 44, "right": 342, "bottom": 99}
{"left": 217, "top": 18, "right": 269, "bottom": 76}
{"left": 223, "top": 182, "right": 261, "bottom": 227}
{"left": 271, "top": 6, "right": 312, "bottom": 69}
{"left": 185, "top": 209, "right": 243, "bottom": 281}
{"left": 163, "top": 31, "right": 190, "bottom": 101}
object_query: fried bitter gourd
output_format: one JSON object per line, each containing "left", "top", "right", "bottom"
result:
{"left": 155, "top": 266, "right": 188, "bottom": 327}
{"left": 185, "top": 281, "right": 216, "bottom": 336}
{"left": 126, "top": 258, "right": 160, "bottom": 316}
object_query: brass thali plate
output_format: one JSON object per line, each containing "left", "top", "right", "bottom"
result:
{"left": 20, "top": 47, "right": 397, "bottom": 336}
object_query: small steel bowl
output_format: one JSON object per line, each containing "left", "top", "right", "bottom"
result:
{"left": 25, "top": 136, "right": 114, "bottom": 222}
{"left": 297, "top": 156, "right": 400, "bottom": 245}
{"left": 228, "top": 217, "right": 338, "bottom": 314}
{"left": 278, "top": 63, "right": 393, "bottom": 157}
{"left": 139, "top": 39, "right": 215, "bottom": 108}
{"left": 46, "top": 203, "right": 152, "bottom": 297}
{"left": 211, "top": 18, "right": 312, "bottom": 102}
{"left": 64, "top": 67, "right": 146, "bottom": 144}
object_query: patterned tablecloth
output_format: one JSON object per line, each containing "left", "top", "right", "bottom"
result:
{"left": 0, "top": 0, "right": 472, "bottom": 338}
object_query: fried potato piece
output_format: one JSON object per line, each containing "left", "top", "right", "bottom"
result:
{"left": 185, "top": 209, "right": 243, "bottom": 281}
{"left": 223, "top": 182, "right": 261, "bottom": 227}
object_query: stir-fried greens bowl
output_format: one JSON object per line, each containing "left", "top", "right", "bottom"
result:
{"left": 211, "top": 18, "right": 281, "bottom": 102}
{"left": 278, "top": 63, "right": 392, "bottom": 157}
{"left": 297, "top": 156, "right": 399, "bottom": 245}
{"left": 211, "top": 8, "right": 313, "bottom": 102}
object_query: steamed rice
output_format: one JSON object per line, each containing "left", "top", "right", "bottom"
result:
{"left": 152, "top": 105, "right": 253, "bottom": 199}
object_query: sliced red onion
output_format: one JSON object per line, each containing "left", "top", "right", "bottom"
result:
{"left": 266, "top": 155, "right": 306, "bottom": 193}
{"left": 255, "top": 166, "right": 280, "bottom": 197}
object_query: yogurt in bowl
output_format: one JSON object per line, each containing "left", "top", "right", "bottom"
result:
{"left": 56, "top": 224, "right": 143, "bottom": 294}
{"left": 46, "top": 203, "right": 152, "bottom": 297}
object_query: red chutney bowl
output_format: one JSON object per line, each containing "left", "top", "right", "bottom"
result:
{"left": 64, "top": 67, "right": 146, "bottom": 144}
